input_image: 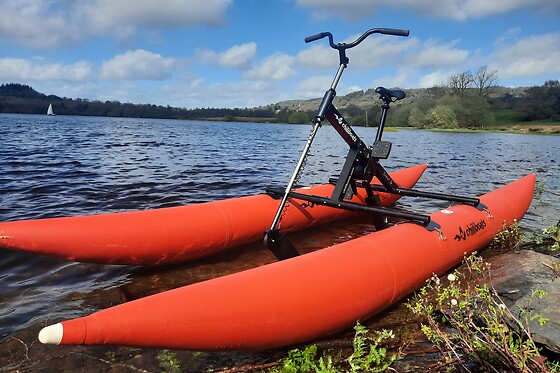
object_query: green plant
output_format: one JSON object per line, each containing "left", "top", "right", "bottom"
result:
{"left": 270, "top": 323, "right": 400, "bottom": 373}
{"left": 534, "top": 223, "right": 560, "bottom": 251}
{"left": 105, "top": 350, "right": 117, "bottom": 363}
{"left": 347, "top": 323, "right": 399, "bottom": 373}
{"left": 277, "top": 345, "right": 324, "bottom": 373}
{"left": 489, "top": 220, "right": 523, "bottom": 251}
{"left": 534, "top": 179, "right": 545, "bottom": 199}
{"left": 157, "top": 349, "right": 181, "bottom": 373}
{"left": 271, "top": 344, "right": 340, "bottom": 373}
{"left": 408, "top": 253, "right": 555, "bottom": 372}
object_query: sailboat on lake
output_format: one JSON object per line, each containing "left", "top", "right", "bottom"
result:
{"left": 47, "top": 104, "right": 55, "bottom": 116}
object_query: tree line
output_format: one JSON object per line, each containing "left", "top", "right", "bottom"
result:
{"left": 1, "top": 73, "right": 559, "bottom": 128}
{"left": 282, "top": 67, "right": 559, "bottom": 129}
{"left": 0, "top": 84, "right": 275, "bottom": 120}
{"left": 404, "top": 67, "right": 559, "bottom": 129}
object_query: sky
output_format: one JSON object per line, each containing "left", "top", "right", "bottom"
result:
{"left": 0, "top": 0, "right": 559, "bottom": 109}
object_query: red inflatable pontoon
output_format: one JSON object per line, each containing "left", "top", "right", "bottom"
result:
{"left": 38, "top": 174, "right": 535, "bottom": 350}
{"left": 0, "top": 164, "right": 427, "bottom": 265}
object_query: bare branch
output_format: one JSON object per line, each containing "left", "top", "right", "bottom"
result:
{"left": 474, "top": 65, "right": 498, "bottom": 97}
{"left": 448, "top": 71, "right": 474, "bottom": 96}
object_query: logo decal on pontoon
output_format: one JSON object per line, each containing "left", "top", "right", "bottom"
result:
{"left": 454, "top": 219, "right": 487, "bottom": 241}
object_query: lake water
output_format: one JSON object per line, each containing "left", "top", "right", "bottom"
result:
{"left": 0, "top": 114, "right": 558, "bottom": 370}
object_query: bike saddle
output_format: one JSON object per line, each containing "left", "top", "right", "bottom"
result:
{"left": 375, "top": 87, "right": 406, "bottom": 102}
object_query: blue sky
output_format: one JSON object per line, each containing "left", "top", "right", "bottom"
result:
{"left": 0, "top": 0, "right": 558, "bottom": 109}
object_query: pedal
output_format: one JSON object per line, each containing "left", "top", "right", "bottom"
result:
{"left": 370, "top": 141, "right": 392, "bottom": 159}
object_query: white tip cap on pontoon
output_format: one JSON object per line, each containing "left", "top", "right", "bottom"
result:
{"left": 38, "top": 323, "right": 64, "bottom": 344}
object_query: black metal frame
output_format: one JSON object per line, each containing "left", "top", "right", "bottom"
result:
{"left": 263, "top": 28, "right": 482, "bottom": 261}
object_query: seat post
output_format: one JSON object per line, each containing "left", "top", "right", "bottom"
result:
{"left": 375, "top": 100, "right": 390, "bottom": 143}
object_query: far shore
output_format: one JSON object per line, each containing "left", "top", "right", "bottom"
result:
{"left": 202, "top": 116, "right": 560, "bottom": 135}
{"left": 394, "top": 123, "right": 560, "bottom": 135}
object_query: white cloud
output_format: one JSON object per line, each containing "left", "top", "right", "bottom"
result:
{"left": 0, "top": 0, "right": 80, "bottom": 49}
{"left": 219, "top": 43, "right": 257, "bottom": 69}
{"left": 245, "top": 53, "right": 297, "bottom": 80}
{"left": 418, "top": 70, "right": 452, "bottom": 88}
{"left": 371, "top": 68, "right": 414, "bottom": 89}
{"left": 349, "top": 37, "right": 418, "bottom": 69}
{"left": 158, "top": 79, "right": 277, "bottom": 108}
{"left": 295, "top": 0, "right": 560, "bottom": 21}
{"left": 411, "top": 39, "right": 469, "bottom": 68}
{"left": 298, "top": 36, "right": 418, "bottom": 70}
{"left": 0, "top": 58, "right": 93, "bottom": 81}
{"left": 391, "top": 0, "right": 527, "bottom": 20}
{"left": 0, "top": 0, "right": 232, "bottom": 49}
{"left": 80, "top": 0, "right": 232, "bottom": 35}
{"left": 493, "top": 32, "right": 560, "bottom": 79}
{"left": 100, "top": 50, "right": 177, "bottom": 80}
{"left": 197, "top": 43, "right": 257, "bottom": 69}
{"left": 297, "top": 45, "right": 338, "bottom": 69}
{"left": 295, "top": 0, "right": 377, "bottom": 20}
{"left": 295, "top": 76, "right": 333, "bottom": 99}
{"left": 297, "top": 35, "right": 467, "bottom": 72}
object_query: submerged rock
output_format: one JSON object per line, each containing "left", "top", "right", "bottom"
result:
{"left": 488, "top": 250, "right": 560, "bottom": 354}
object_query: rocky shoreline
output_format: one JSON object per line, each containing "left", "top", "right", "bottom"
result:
{"left": 488, "top": 250, "right": 560, "bottom": 355}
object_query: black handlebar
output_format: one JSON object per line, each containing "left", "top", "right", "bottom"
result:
{"left": 379, "top": 28, "right": 409, "bottom": 37}
{"left": 304, "top": 27, "right": 409, "bottom": 66}
{"left": 305, "top": 27, "right": 409, "bottom": 49}
{"left": 304, "top": 32, "right": 331, "bottom": 44}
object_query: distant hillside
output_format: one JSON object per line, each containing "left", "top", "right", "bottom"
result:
{"left": 264, "top": 85, "right": 543, "bottom": 128}
{"left": 0, "top": 83, "right": 52, "bottom": 99}
{"left": 0, "top": 83, "right": 275, "bottom": 120}
{"left": 268, "top": 86, "right": 529, "bottom": 113}
{"left": 1, "top": 82, "right": 558, "bottom": 129}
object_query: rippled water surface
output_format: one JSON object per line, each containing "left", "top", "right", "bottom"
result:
{"left": 0, "top": 114, "right": 558, "bottom": 369}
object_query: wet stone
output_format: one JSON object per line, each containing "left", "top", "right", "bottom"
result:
{"left": 488, "top": 250, "right": 560, "bottom": 354}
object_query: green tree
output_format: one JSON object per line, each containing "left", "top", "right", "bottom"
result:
{"left": 387, "top": 104, "right": 411, "bottom": 127}
{"left": 288, "top": 111, "right": 310, "bottom": 124}
{"left": 439, "top": 94, "right": 493, "bottom": 128}
{"left": 340, "top": 104, "right": 363, "bottom": 118}
{"left": 425, "top": 104, "right": 458, "bottom": 129}
{"left": 408, "top": 106, "right": 429, "bottom": 128}
{"left": 519, "top": 80, "right": 560, "bottom": 121}
{"left": 406, "top": 95, "right": 437, "bottom": 127}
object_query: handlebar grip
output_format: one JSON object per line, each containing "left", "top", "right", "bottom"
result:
{"left": 305, "top": 32, "right": 328, "bottom": 43}
{"left": 379, "top": 28, "right": 409, "bottom": 37}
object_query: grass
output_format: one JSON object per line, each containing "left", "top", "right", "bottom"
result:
{"left": 487, "top": 109, "right": 560, "bottom": 134}
{"left": 492, "top": 109, "right": 525, "bottom": 125}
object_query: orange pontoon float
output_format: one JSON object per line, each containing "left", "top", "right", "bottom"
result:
{"left": 0, "top": 164, "right": 426, "bottom": 265}
{"left": 38, "top": 174, "right": 535, "bottom": 350}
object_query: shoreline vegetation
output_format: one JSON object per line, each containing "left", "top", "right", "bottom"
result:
{"left": 1, "top": 81, "right": 559, "bottom": 135}
{"left": 203, "top": 116, "right": 560, "bottom": 135}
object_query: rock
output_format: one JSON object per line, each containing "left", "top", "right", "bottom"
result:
{"left": 511, "top": 282, "right": 560, "bottom": 354}
{"left": 487, "top": 250, "right": 560, "bottom": 354}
